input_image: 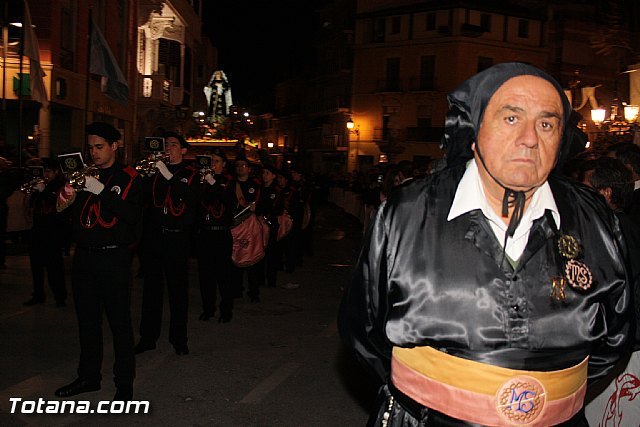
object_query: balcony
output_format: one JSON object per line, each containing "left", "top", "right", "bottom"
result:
{"left": 460, "top": 23, "right": 485, "bottom": 37}
{"left": 406, "top": 127, "right": 445, "bottom": 142}
{"left": 375, "top": 79, "right": 403, "bottom": 93}
{"left": 139, "top": 74, "right": 183, "bottom": 105}
{"left": 407, "top": 77, "right": 437, "bottom": 92}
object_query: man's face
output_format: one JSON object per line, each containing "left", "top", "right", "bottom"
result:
{"left": 235, "top": 161, "right": 250, "bottom": 179}
{"left": 88, "top": 135, "right": 118, "bottom": 169}
{"left": 262, "top": 169, "right": 275, "bottom": 185}
{"left": 43, "top": 168, "right": 57, "bottom": 182}
{"left": 166, "top": 137, "right": 186, "bottom": 164}
{"left": 211, "top": 154, "right": 225, "bottom": 175}
{"left": 474, "top": 75, "right": 563, "bottom": 192}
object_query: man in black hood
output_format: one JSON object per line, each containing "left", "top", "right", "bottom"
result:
{"left": 339, "top": 63, "right": 634, "bottom": 426}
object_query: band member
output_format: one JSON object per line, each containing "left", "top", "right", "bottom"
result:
{"left": 55, "top": 122, "right": 142, "bottom": 401}
{"left": 24, "top": 158, "right": 67, "bottom": 307}
{"left": 257, "top": 163, "right": 284, "bottom": 288}
{"left": 196, "top": 148, "right": 234, "bottom": 323}
{"left": 136, "top": 131, "right": 199, "bottom": 356}
{"left": 228, "top": 155, "right": 263, "bottom": 301}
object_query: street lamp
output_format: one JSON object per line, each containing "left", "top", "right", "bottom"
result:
{"left": 346, "top": 119, "right": 360, "bottom": 171}
{"left": 591, "top": 108, "right": 606, "bottom": 126}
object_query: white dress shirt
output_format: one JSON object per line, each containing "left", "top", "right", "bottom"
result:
{"left": 447, "top": 160, "right": 560, "bottom": 261}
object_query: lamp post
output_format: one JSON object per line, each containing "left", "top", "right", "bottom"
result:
{"left": 346, "top": 118, "right": 360, "bottom": 172}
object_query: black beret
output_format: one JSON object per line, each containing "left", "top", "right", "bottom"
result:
{"left": 86, "top": 122, "right": 121, "bottom": 143}
{"left": 234, "top": 154, "right": 249, "bottom": 165}
{"left": 41, "top": 157, "right": 59, "bottom": 170}
{"left": 262, "top": 162, "right": 278, "bottom": 175}
{"left": 163, "top": 131, "right": 190, "bottom": 149}
{"left": 211, "top": 147, "right": 227, "bottom": 163}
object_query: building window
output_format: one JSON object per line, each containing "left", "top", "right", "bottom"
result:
{"left": 426, "top": 13, "right": 436, "bottom": 31}
{"left": 60, "top": 6, "right": 75, "bottom": 70}
{"left": 158, "top": 39, "right": 182, "bottom": 86}
{"left": 419, "top": 55, "right": 435, "bottom": 90}
{"left": 373, "top": 18, "right": 385, "bottom": 42}
{"left": 481, "top": 14, "right": 491, "bottom": 32}
{"left": 518, "top": 19, "right": 529, "bottom": 38}
{"left": 417, "top": 105, "right": 433, "bottom": 127}
{"left": 391, "top": 16, "right": 401, "bottom": 34}
{"left": 477, "top": 56, "right": 493, "bottom": 72}
{"left": 385, "top": 58, "right": 400, "bottom": 91}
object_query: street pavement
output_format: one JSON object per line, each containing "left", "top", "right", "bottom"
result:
{"left": 0, "top": 202, "right": 376, "bottom": 426}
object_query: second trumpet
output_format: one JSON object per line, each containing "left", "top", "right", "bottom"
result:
{"left": 135, "top": 153, "right": 169, "bottom": 177}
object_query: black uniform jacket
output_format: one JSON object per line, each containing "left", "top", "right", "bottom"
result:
{"left": 69, "top": 162, "right": 143, "bottom": 248}
{"left": 146, "top": 162, "right": 200, "bottom": 231}
{"left": 338, "top": 163, "right": 633, "bottom": 387}
{"left": 197, "top": 172, "right": 233, "bottom": 228}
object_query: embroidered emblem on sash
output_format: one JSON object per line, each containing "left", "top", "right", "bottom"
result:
{"left": 496, "top": 375, "right": 546, "bottom": 424}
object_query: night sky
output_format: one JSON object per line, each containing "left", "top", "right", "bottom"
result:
{"left": 201, "top": 1, "right": 325, "bottom": 114}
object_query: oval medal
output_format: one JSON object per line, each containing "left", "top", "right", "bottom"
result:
{"left": 565, "top": 259, "right": 592, "bottom": 291}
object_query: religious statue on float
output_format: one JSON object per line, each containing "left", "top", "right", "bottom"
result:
{"left": 203, "top": 70, "right": 233, "bottom": 125}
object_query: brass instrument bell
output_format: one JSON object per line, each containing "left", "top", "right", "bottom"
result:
{"left": 135, "top": 153, "right": 169, "bottom": 177}
{"left": 20, "top": 178, "right": 45, "bottom": 194}
{"left": 67, "top": 166, "right": 100, "bottom": 190}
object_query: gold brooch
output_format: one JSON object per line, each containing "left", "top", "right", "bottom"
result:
{"left": 550, "top": 277, "right": 566, "bottom": 301}
{"left": 558, "top": 235, "right": 580, "bottom": 259}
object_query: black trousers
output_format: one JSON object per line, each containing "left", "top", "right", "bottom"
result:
{"left": 0, "top": 202, "right": 7, "bottom": 266}
{"left": 265, "top": 227, "right": 281, "bottom": 287}
{"left": 29, "top": 230, "right": 66, "bottom": 302}
{"left": 71, "top": 246, "right": 134, "bottom": 387}
{"left": 231, "top": 260, "right": 263, "bottom": 299}
{"left": 139, "top": 232, "right": 190, "bottom": 347}
{"left": 197, "top": 229, "right": 233, "bottom": 318}
{"left": 284, "top": 224, "right": 303, "bottom": 272}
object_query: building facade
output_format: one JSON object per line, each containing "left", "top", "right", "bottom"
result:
{"left": 0, "top": 0, "right": 216, "bottom": 166}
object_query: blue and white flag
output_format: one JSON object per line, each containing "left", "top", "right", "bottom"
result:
{"left": 89, "top": 21, "right": 129, "bottom": 102}
{"left": 23, "top": 0, "right": 48, "bottom": 109}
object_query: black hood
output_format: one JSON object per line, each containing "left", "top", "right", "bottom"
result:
{"left": 440, "top": 62, "right": 586, "bottom": 170}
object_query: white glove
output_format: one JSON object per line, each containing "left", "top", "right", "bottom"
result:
{"left": 83, "top": 175, "right": 105, "bottom": 195}
{"left": 34, "top": 182, "right": 46, "bottom": 192}
{"left": 204, "top": 173, "right": 215, "bottom": 186}
{"left": 155, "top": 160, "right": 173, "bottom": 181}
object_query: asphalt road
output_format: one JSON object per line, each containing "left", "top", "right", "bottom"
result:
{"left": 0, "top": 201, "right": 376, "bottom": 426}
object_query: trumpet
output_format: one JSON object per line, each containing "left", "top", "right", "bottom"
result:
{"left": 20, "top": 178, "right": 45, "bottom": 194}
{"left": 135, "top": 153, "right": 169, "bottom": 177}
{"left": 67, "top": 166, "right": 100, "bottom": 190}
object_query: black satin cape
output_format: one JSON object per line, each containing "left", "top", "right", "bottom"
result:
{"left": 337, "top": 165, "right": 633, "bottom": 421}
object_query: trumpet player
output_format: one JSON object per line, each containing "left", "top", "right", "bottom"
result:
{"left": 196, "top": 148, "right": 234, "bottom": 323}
{"left": 136, "top": 131, "right": 199, "bottom": 356}
{"left": 54, "top": 122, "right": 143, "bottom": 402}
{"left": 23, "top": 158, "right": 67, "bottom": 307}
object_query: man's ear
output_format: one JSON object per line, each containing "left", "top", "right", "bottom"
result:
{"left": 471, "top": 142, "right": 476, "bottom": 152}
{"left": 181, "top": 148, "right": 187, "bottom": 155}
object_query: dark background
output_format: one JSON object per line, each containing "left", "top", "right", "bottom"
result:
{"left": 202, "top": 1, "right": 327, "bottom": 113}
